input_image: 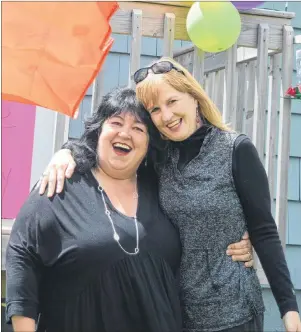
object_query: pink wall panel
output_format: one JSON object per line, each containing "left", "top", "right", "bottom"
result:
{"left": 2, "top": 101, "right": 36, "bottom": 219}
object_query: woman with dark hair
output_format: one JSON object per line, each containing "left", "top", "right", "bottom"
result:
{"left": 6, "top": 88, "right": 182, "bottom": 332}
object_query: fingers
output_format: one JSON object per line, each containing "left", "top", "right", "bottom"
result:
{"left": 226, "top": 247, "right": 250, "bottom": 256}
{"left": 56, "top": 160, "right": 75, "bottom": 192}
{"left": 227, "top": 238, "right": 251, "bottom": 250}
{"left": 226, "top": 244, "right": 253, "bottom": 264}
{"left": 56, "top": 165, "right": 67, "bottom": 193}
{"left": 47, "top": 166, "right": 58, "bottom": 197}
{"left": 65, "top": 161, "right": 76, "bottom": 179}
{"left": 245, "top": 259, "right": 254, "bottom": 268}
{"left": 38, "top": 149, "right": 74, "bottom": 196}
{"left": 39, "top": 163, "right": 69, "bottom": 196}
{"left": 231, "top": 253, "right": 252, "bottom": 262}
{"left": 39, "top": 172, "right": 49, "bottom": 195}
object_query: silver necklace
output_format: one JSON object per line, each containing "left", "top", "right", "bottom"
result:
{"left": 98, "top": 185, "right": 140, "bottom": 255}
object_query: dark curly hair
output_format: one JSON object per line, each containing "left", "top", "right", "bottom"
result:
{"left": 63, "top": 87, "right": 163, "bottom": 173}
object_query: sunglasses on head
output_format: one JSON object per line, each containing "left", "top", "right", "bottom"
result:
{"left": 133, "top": 61, "right": 185, "bottom": 84}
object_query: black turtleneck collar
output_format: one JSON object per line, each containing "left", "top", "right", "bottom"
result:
{"left": 174, "top": 120, "right": 213, "bottom": 172}
{"left": 173, "top": 122, "right": 212, "bottom": 147}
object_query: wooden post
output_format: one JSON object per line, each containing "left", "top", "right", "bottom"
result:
{"left": 235, "top": 63, "right": 247, "bottom": 132}
{"left": 265, "top": 53, "right": 281, "bottom": 196}
{"left": 253, "top": 23, "right": 269, "bottom": 162}
{"left": 204, "top": 73, "right": 210, "bottom": 95}
{"left": 210, "top": 72, "right": 217, "bottom": 104}
{"left": 52, "top": 113, "right": 70, "bottom": 153}
{"left": 192, "top": 47, "right": 205, "bottom": 86}
{"left": 129, "top": 9, "right": 142, "bottom": 87}
{"left": 224, "top": 43, "right": 238, "bottom": 126}
{"left": 163, "top": 13, "right": 175, "bottom": 57}
{"left": 275, "top": 25, "right": 294, "bottom": 250}
{"left": 244, "top": 61, "right": 256, "bottom": 140}
{"left": 215, "top": 70, "right": 225, "bottom": 115}
{"left": 91, "top": 73, "right": 104, "bottom": 115}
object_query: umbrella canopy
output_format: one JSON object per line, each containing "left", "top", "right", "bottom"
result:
{"left": 2, "top": 2, "right": 118, "bottom": 117}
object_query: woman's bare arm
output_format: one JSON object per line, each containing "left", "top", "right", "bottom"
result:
{"left": 12, "top": 316, "right": 35, "bottom": 332}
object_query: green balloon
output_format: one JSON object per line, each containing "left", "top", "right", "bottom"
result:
{"left": 186, "top": 1, "right": 241, "bottom": 53}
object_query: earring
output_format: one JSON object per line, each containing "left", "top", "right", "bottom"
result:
{"left": 144, "top": 158, "right": 148, "bottom": 167}
{"left": 196, "top": 107, "right": 201, "bottom": 124}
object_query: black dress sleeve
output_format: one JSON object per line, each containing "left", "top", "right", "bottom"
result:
{"left": 232, "top": 135, "right": 299, "bottom": 318}
{"left": 5, "top": 191, "right": 55, "bottom": 323}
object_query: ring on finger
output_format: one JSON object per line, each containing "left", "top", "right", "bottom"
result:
{"left": 42, "top": 172, "right": 49, "bottom": 177}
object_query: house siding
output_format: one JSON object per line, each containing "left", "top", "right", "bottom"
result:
{"left": 261, "top": 2, "right": 301, "bottom": 330}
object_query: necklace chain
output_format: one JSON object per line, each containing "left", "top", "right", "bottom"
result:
{"left": 98, "top": 186, "right": 140, "bottom": 255}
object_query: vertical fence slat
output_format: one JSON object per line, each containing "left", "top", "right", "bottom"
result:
{"left": 91, "top": 73, "right": 104, "bottom": 114}
{"left": 275, "top": 25, "right": 294, "bottom": 250}
{"left": 215, "top": 69, "right": 225, "bottom": 115}
{"left": 224, "top": 43, "right": 238, "bottom": 126}
{"left": 212, "top": 71, "right": 219, "bottom": 105}
{"left": 253, "top": 24, "right": 269, "bottom": 162}
{"left": 244, "top": 61, "right": 256, "bottom": 139}
{"left": 163, "top": 13, "right": 175, "bottom": 57}
{"left": 236, "top": 63, "right": 247, "bottom": 132}
{"left": 129, "top": 9, "right": 142, "bottom": 87}
{"left": 210, "top": 72, "right": 216, "bottom": 101}
{"left": 265, "top": 53, "right": 281, "bottom": 196}
{"left": 203, "top": 75, "right": 208, "bottom": 94}
{"left": 251, "top": 24, "right": 269, "bottom": 277}
{"left": 209, "top": 73, "right": 214, "bottom": 98}
{"left": 192, "top": 47, "right": 205, "bottom": 86}
{"left": 53, "top": 113, "right": 70, "bottom": 153}
{"left": 206, "top": 73, "right": 213, "bottom": 98}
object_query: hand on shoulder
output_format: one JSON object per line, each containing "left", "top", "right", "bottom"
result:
{"left": 39, "top": 149, "right": 76, "bottom": 197}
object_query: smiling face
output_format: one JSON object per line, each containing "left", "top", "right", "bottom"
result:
{"left": 97, "top": 112, "right": 149, "bottom": 179}
{"left": 146, "top": 82, "right": 199, "bottom": 141}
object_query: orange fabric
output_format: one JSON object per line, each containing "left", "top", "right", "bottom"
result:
{"left": 2, "top": 2, "right": 118, "bottom": 117}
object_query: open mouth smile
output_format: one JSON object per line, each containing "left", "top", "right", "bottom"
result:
{"left": 166, "top": 119, "right": 182, "bottom": 130}
{"left": 112, "top": 142, "right": 132, "bottom": 155}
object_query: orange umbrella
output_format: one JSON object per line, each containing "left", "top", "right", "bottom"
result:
{"left": 2, "top": 2, "right": 118, "bottom": 117}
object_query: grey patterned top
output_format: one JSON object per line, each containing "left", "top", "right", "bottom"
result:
{"left": 158, "top": 127, "right": 265, "bottom": 331}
